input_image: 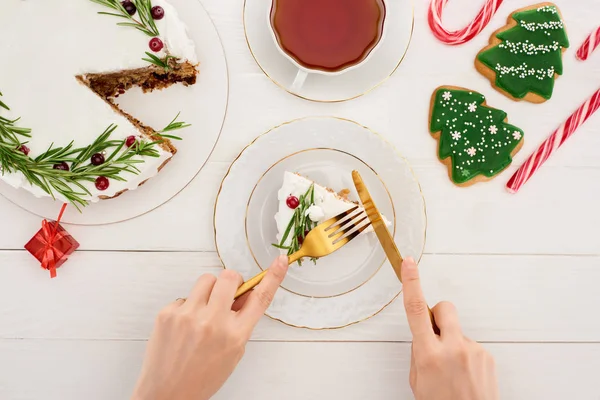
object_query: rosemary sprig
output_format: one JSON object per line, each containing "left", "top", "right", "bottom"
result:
{"left": 272, "top": 184, "right": 318, "bottom": 266}
{"left": 92, "top": 0, "right": 179, "bottom": 69}
{"left": 0, "top": 92, "right": 190, "bottom": 210}
{"left": 142, "top": 52, "right": 178, "bottom": 72}
{"left": 135, "top": 0, "right": 160, "bottom": 36}
{"left": 90, "top": 0, "right": 160, "bottom": 37}
{"left": 0, "top": 94, "right": 32, "bottom": 147}
{"left": 157, "top": 112, "right": 190, "bottom": 140}
{"left": 0, "top": 91, "right": 8, "bottom": 111}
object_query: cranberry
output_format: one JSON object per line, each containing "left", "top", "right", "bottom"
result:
{"left": 125, "top": 135, "right": 137, "bottom": 147}
{"left": 53, "top": 162, "right": 70, "bottom": 171}
{"left": 91, "top": 153, "right": 105, "bottom": 166}
{"left": 297, "top": 230, "right": 310, "bottom": 245}
{"left": 121, "top": 1, "right": 137, "bottom": 15}
{"left": 95, "top": 176, "right": 109, "bottom": 191}
{"left": 118, "top": 89, "right": 125, "bottom": 95}
{"left": 19, "top": 145, "right": 30, "bottom": 156}
{"left": 149, "top": 37, "right": 164, "bottom": 52}
{"left": 151, "top": 6, "right": 165, "bottom": 20}
{"left": 286, "top": 195, "right": 299, "bottom": 209}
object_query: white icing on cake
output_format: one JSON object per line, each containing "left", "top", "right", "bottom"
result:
{"left": 0, "top": 0, "right": 197, "bottom": 203}
{"left": 275, "top": 172, "right": 390, "bottom": 249}
{"left": 157, "top": 0, "right": 197, "bottom": 65}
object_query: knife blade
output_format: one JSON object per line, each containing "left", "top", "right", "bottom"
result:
{"left": 352, "top": 171, "right": 404, "bottom": 283}
{"left": 352, "top": 170, "right": 439, "bottom": 335}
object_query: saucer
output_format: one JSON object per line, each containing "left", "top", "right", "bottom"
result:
{"left": 243, "top": 0, "right": 414, "bottom": 102}
{"left": 214, "top": 117, "right": 427, "bottom": 329}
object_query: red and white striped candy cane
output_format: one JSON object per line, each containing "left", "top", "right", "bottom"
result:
{"left": 576, "top": 27, "right": 600, "bottom": 61}
{"left": 428, "top": 0, "right": 504, "bottom": 45}
{"left": 506, "top": 89, "right": 600, "bottom": 193}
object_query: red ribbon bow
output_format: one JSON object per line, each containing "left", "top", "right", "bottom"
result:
{"left": 39, "top": 203, "right": 68, "bottom": 278}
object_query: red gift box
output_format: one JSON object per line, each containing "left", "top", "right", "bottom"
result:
{"left": 24, "top": 204, "right": 79, "bottom": 278}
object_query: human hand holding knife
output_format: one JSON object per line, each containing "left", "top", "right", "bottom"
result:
{"left": 352, "top": 170, "right": 440, "bottom": 335}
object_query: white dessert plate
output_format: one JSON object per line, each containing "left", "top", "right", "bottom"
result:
{"left": 243, "top": 0, "right": 414, "bottom": 102}
{"left": 214, "top": 117, "right": 426, "bottom": 329}
{"left": 0, "top": 0, "right": 228, "bottom": 225}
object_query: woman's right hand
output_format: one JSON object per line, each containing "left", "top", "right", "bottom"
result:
{"left": 401, "top": 258, "right": 499, "bottom": 400}
{"left": 132, "top": 256, "right": 289, "bottom": 400}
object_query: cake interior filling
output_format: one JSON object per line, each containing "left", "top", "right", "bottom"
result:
{"left": 76, "top": 60, "right": 198, "bottom": 157}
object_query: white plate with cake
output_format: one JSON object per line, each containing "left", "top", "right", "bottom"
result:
{"left": 214, "top": 117, "right": 426, "bottom": 329}
{"left": 0, "top": 0, "right": 228, "bottom": 225}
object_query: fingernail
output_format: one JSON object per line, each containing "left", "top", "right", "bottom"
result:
{"left": 403, "top": 257, "right": 417, "bottom": 269}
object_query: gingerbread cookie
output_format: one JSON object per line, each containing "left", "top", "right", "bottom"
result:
{"left": 429, "top": 86, "right": 525, "bottom": 186}
{"left": 475, "top": 3, "right": 569, "bottom": 103}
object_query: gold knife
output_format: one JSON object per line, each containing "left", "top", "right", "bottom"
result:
{"left": 352, "top": 171, "right": 439, "bottom": 335}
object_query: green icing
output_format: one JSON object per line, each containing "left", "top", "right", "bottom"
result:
{"left": 477, "top": 5, "right": 569, "bottom": 100}
{"left": 429, "top": 88, "right": 524, "bottom": 185}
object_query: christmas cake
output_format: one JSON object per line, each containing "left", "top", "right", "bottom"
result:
{"left": 0, "top": 0, "right": 198, "bottom": 208}
{"left": 274, "top": 171, "right": 390, "bottom": 265}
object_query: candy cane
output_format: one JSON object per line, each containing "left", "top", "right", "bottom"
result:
{"left": 506, "top": 89, "right": 600, "bottom": 193}
{"left": 576, "top": 27, "right": 600, "bottom": 61}
{"left": 428, "top": 0, "right": 504, "bottom": 45}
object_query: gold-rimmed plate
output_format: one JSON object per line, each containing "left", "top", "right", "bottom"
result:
{"left": 243, "top": 0, "right": 414, "bottom": 103}
{"left": 214, "top": 117, "right": 426, "bottom": 329}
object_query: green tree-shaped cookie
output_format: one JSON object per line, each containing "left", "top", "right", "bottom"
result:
{"left": 477, "top": 4, "right": 569, "bottom": 101}
{"left": 429, "top": 88, "right": 524, "bottom": 185}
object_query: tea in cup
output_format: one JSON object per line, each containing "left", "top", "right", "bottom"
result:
{"left": 270, "top": 0, "right": 387, "bottom": 89}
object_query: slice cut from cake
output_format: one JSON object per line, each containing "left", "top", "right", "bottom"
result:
{"left": 274, "top": 171, "right": 390, "bottom": 265}
{"left": 0, "top": 0, "right": 199, "bottom": 206}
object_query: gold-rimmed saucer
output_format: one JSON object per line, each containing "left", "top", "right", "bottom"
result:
{"left": 214, "top": 117, "right": 427, "bottom": 330}
{"left": 243, "top": 0, "right": 414, "bottom": 103}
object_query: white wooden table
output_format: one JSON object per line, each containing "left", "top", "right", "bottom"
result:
{"left": 1, "top": 0, "right": 599, "bottom": 398}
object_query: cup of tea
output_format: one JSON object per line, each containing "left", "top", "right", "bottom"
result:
{"left": 269, "top": 0, "right": 387, "bottom": 91}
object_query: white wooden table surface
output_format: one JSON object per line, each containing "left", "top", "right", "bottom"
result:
{"left": 1, "top": 0, "right": 599, "bottom": 399}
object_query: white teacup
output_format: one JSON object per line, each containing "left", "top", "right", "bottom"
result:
{"left": 268, "top": 0, "right": 387, "bottom": 91}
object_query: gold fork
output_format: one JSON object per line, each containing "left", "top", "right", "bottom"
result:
{"left": 234, "top": 205, "right": 371, "bottom": 300}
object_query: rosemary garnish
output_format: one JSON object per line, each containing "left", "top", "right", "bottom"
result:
{"left": 91, "top": 0, "right": 180, "bottom": 69}
{"left": 157, "top": 112, "right": 190, "bottom": 140}
{"left": 0, "top": 95, "right": 9, "bottom": 111}
{"left": 0, "top": 92, "right": 189, "bottom": 210}
{"left": 90, "top": 0, "right": 160, "bottom": 37}
{"left": 0, "top": 91, "right": 32, "bottom": 143}
{"left": 272, "top": 184, "right": 318, "bottom": 266}
{"left": 143, "top": 52, "right": 178, "bottom": 72}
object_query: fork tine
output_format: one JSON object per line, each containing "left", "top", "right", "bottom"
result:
{"left": 332, "top": 219, "right": 373, "bottom": 250}
{"left": 328, "top": 214, "right": 371, "bottom": 244}
{"left": 328, "top": 213, "right": 369, "bottom": 240}
{"left": 323, "top": 205, "right": 360, "bottom": 231}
